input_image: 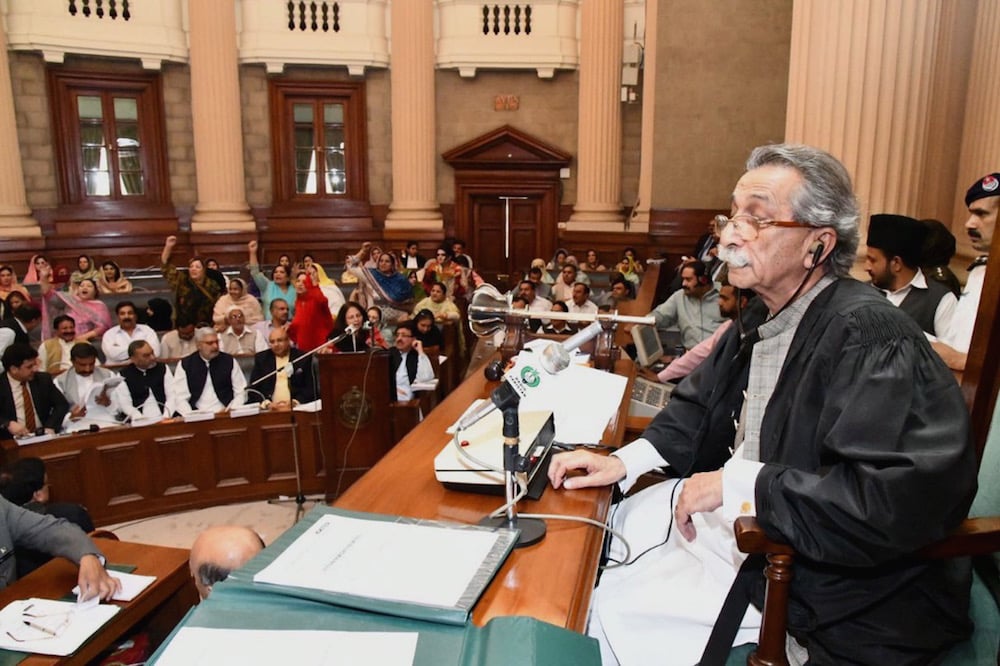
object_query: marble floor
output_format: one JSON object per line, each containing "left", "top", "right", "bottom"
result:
{"left": 98, "top": 497, "right": 323, "bottom": 549}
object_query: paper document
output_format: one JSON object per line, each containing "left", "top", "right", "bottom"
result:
{"left": 79, "top": 376, "right": 123, "bottom": 408}
{"left": 154, "top": 627, "right": 418, "bottom": 666}
{"left": 0, "top": 598, "right": 120, "bottom": 656}
{"left": 254, "top": 514, "right": 504, "bottom": 608}
{"left": 182, "top": 411, "right": 216, "bottom": 423}
{"left": 293, "top": 399, "right": 322, "bottom": 413}
{"left": 73, "top": 571, "right": 156, "bottom": 602}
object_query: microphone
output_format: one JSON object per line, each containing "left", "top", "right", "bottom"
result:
{"left": 456, "top": 321, "right": 605, "bottom": 432}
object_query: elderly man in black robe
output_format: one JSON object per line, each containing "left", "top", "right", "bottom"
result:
{"left": 548, "top": 144, "right": 975, "bottom": 665}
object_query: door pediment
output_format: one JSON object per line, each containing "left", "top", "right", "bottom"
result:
{"left": 443, "top": 125, "right": 571, "bottom": 170}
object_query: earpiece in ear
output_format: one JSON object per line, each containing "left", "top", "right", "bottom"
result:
{"left": 809, "top": 241, "right": 825, "bottom": 268}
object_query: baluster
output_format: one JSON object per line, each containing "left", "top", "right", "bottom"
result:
{"left": 332, "top": 2, "right": 340, "bottom": 32}
{"left": 68, "top": 0, "right": 78, "bottom": 17}
{"left": 96, "top": 0, "right": 104, "bottom": 19}
{"left": 503, "top": 5, "right": 511, "bottom": 35}
{"left": 482, "top": 5, "right": 489, "bottom": 35}
{"left": 525, "top": 5, "right": 531, "bottom": 35}
{"left": 321, "top": 2, "right": 328, "bottom": 32}
{"left": 82, "top": 0, "right": 91, "bottom": 18}
{"left": 513, "top": 5, "right": 521, "bottom": 35}
{"left": 288, "top": 1, "right": 295, "bottom": 30}
{"left": 122, "top": 0, "right": 129, "bottom": 20}
{"left": 109, "top": 0, "right": 117, "bottom": 19}
{"left": 492, "top": 5, "right": 500, "bottom": 34}
{"left": 298, "top": 1, "right": 306, "bottom": 30}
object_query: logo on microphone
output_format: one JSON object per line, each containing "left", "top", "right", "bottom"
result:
{"left": 520, "top": 366, "right": 540, "bottom": 388}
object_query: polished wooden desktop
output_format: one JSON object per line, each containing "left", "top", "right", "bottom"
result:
{"left": 333, "top": 356, "right": 634, "bottom": 632}
{"left": 0, "top": 539, "right": 197, "bottom": 666}
{"left": 0, "top": 411, "right": 327, "bottom": 526}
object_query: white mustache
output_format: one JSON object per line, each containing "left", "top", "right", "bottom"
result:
{"left": 718, "top": 246, "right": 752, "bottom": 268}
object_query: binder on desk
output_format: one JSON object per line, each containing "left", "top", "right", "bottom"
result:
{"left": 241, "top": 506, "right": 520, "bottom": 626}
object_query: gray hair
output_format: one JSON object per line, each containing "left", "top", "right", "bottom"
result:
{"left": 746, "top": 144, "right": 860, "bottom": 277}
{"left": 194, "top": 326, "right": 217, "bottom": 343}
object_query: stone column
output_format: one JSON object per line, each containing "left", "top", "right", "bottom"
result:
{"left": 952, "top": 0, "right": 1000, "bottom": 259}
{"left": 384, "top": 0, "right": 442, "bottom": 232}
{"left": 785, "top": 0, "right": 942, "bottom": 233}
{"left": 188, "top": 0, "right": 254, "bottom": 232}
{"left": 0, "top": 25, "right": 40, "bottom": 238}
{"left": 630, "top": 0, "right": 659, "bottom": 233}
{"left": 568, "top": 0, "right": 624, "bottom": 231}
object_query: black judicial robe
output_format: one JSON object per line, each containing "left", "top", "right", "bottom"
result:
{"left": 642, "top": 278, "right": 976, "bottom": 664}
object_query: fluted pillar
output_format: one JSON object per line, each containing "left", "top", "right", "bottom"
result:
{"left": 188, "top": 0, "right": 254, "bottom": 231}
{"left": 953, "top": 0, "right": 1000, "bottom": 259}
{"left": 630, "top": 0, "right": 659, "bottom": 233}
{"left": 568, "top": 0, "right": 624, "bottom": 231}
{"left": 384, "top": 0, "right": 442, "bottom": 231}
{"left": 0, "top": 24, "right": 40, "bottom": 238}
{"left": 785, "top": 0, "right": 942, "bottom": 235}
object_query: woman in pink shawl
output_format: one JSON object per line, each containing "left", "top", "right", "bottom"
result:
{"left": 22, "top": 254, "right": 50, "bottom": 286}
{"left": 38, "top": 268, "right": 111, "bottom": 342}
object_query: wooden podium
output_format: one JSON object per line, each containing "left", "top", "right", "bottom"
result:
{"left": 316, "top": 351, "right": 400, "bottom": 500}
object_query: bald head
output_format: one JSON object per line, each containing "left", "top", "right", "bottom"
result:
{"left": 189, "top": 525, "right": 265, "bottom": 600}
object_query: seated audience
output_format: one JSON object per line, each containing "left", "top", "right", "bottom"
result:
{"left": 518, "top": 279, "right": 553, "bottom": 332}
{"left": 581, "top": 249, "right": 607, "bottom": 272}
{"left": 114, "top": 340, "right": 176, "bottom": 421}
{"left": 161, "top": 236, "right": 224, "bottom": 327}
{"left": 305, "top": 262, "right": 346, "bottom": 316}
{"left": 38, "top": 314, "right": 82, "bottom": 375}
{"left": 399, "top": 240, "right": 427, "bottom": 271}
{"left": 452, "top": 254, "right": 484, "bottom": 290}
{"left": 219, "top": 307, "right": 267, "bottom": 356}
{"left": 412, "top": 282, "right": 460, "bottom": 323}
{"left": 622, "top": 246, "right": 644, "bottom": 274}
{"left": 646, "top": 260, "right": 725, "bottom": 350}
{"left": 421, "top": 246, "right": 468, "bottom": 303}
{"left": 40, "top": 269, "right": 111, "bottom": 343}
{"left": 213, "top": 278, "right": 264, "bottom": 329}
{"left": 102, "top": 301, "right": 161, "bottom": 365}
{"left": 566, "top": 282, "right": 599, "bottom": 319}
{"left": 608, "top": 276, "right": 636, "bottom": 305}
{"left": 0, "top": 265, "right": 28, "bottom": 304}
{"left": 172, "top": 327, "right": 247, "bottom": 415}
{"left": 159, "top": 317, "right": 198, "bottom": 360}
{"left": 547, "top": 248, "right": 568, "bottom": 271}
{"left": 56, "top": 343, "right": 123, "bottom": 431}
{"left": 248, "top": 329, "right": 316, "bottom": 409}
{"left": 287, "top": 272, "right": 335, "bottom": 353}
{"left": 21, "top": 254, "right": 49, "bottom": 286}
{"left": 0, "top": 304, "right": 43, "bottom": 357}
{"left": 248, "top": 241, "right": 296, "bottom": 318}
{"left": 390, "top": 321, "right": 435, "bottom": 403}
{"left": 0, "top": 343, "right": 70, "bottom": 439}
{"left": 551, "top": 263, "right": 581, "bottom": 302}
{"left": 526, "top": 265, "right": 553, "bottom": 300}
{"left": 69, "top": 255, "right": 101, "bottom": 293}
{"left": 413, "top": 309, "right": 444, "bottom": 348}
{"left": 96, "top": 260, "right": 132, "bottom": 294}
{"left": 327, "top": 302, "right": 385, "bottom": 353}
{"left": 541, "top": 301, "right": 577, "bottom": 335}
{"left": 253, "top": 298, "right": 291, "bottom": 341}
{"left": 189, "top": 525, "right": 265, "bottom": 600}
{"left": 451, "top": 238, "right": 474, "bottom": 269}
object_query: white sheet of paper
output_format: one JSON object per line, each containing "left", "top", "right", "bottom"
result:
{"left": 254, "top": 514, "right": 501, "bottom": 608}
{"left": 73, "top": 572, "right": 156, "bottom": 602}
{"left": 155, "top": 627, "right": 418, "bottom": 666}
{"left": 0, "top": 598, "right": 120, "bottom": 656}
{"left": 518, "top": 362, "right": 627, "bottom": 442}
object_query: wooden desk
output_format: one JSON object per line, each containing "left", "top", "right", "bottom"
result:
{"left": 333, "top": 357, "right": 633, "bottom": 632}
{"left": 0, "top": 411, "right": 327, "bottom": 526}
{"left": 0, "top": 539, "right": 197, "bottom": 665}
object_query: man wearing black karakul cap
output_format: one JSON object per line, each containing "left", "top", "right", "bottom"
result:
{"left": 864, "top": 213, "right": 957, "bottom": 337}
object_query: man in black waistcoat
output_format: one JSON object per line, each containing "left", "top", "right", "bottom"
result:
{"left": 113, "top": 340, "right": 176, "bottom": 421}
{"left": 171, "top": 327, "right": 246, "bottom": 415}
{"left": 864, "top": 212, "right": 957, "bottom": 338}
{"left": 388, "top": 320, "right": 434, "bottom": 403}
{"left": 248, "top": 328, "right": 316, "bottom": 409}
{"left": 0, "top": 304, "right": 42, "bottom": 357}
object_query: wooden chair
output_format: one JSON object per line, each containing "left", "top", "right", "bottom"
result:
{"left": 730, "top": 238, "right": 1000, "bottom": 665}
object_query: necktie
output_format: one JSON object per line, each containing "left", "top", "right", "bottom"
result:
{"left": 21, "top": 382, "right": 37, "bottom": 432}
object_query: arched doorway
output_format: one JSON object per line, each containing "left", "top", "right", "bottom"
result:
{"left": 443, "top": 125, "right": 571, "bottom": 287}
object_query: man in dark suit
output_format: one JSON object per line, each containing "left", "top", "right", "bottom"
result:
{"left": 0, "top": 304, "right": 42, "bottom": 357}
{"left": 399, "top": 240, "right": 428, "bottom": 271}
{"left": 248, "top": 329, "right": 316, "bottom": 409}
{"left": 0, "top": 343, "right": 69, "bottom": 439}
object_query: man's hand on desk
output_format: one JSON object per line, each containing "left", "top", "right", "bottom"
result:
{"left": 77, "top": 555, "right": 122, "bottom": 602}
{"left": 70, "top": 405, "right": 87, "bottom": 421}
{"left": 636, "top": 367, "right": 661, "bottom": 382}
{"left": 548, "top": 450, "right": 626, "bottom": 490}
{"left": 6, "top": 420, "right": 29, "bottom": 437}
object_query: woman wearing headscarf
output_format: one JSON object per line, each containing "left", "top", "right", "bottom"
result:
{"left": 39, "top": 269, "right": 111, "bottom": 342}
{"left": 160, "top": 235, "right": 225, "bottom": 327}
{"left": 287, "top": 271, "right": 335, "bottom": 353}
{"left": 70, "top": 255, "right": 101, "bottom": 292}
{"left": 212, "top": 277, "right": 264, "bottom": 329}
{"left": 421, "top": 245, "right": 468, "bottom": 301}
{"left": 142, "top": 298, "right": 174, "bottom": 331}
{"left": 326, "top": 301, "right": 386, "bottom": 353}
{"left": 0, "top": 265, "right": 29, "bottom": 303}
{"left": 22, "top": 255, "right": 50, "bottom": 286}
{"left": 347, "top": 243, "right": 414, "bottom": 326}
{"left": 248, "top": 240, "right": 296, "bottom": 317}
{"left": 302, "top": 255, "right": 346, "bottom": 316}
{"left": 96, "top": 260, "right": 133, "bottom": 294}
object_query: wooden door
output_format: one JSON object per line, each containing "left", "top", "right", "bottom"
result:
{"left": 471, "top": 193, "right": 543, "bottom": 288}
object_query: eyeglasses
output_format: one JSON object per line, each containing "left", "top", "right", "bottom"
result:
{"left": 713, "top": 214, "right": 813, "bottom": 241}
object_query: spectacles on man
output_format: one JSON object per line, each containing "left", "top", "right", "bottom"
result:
{"left": 713, "top": 214, "right": 813, "bottom": 241}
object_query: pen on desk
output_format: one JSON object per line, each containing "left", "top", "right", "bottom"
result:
{"left": 23, "top": 619, "right": 58, "bottom": 636}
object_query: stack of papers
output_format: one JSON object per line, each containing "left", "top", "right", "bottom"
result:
{"left": 73, "top": 571, "right": 156, "bottom": 602}
{"left": 0, "top": 598, "right": 119, "bottom": 656}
